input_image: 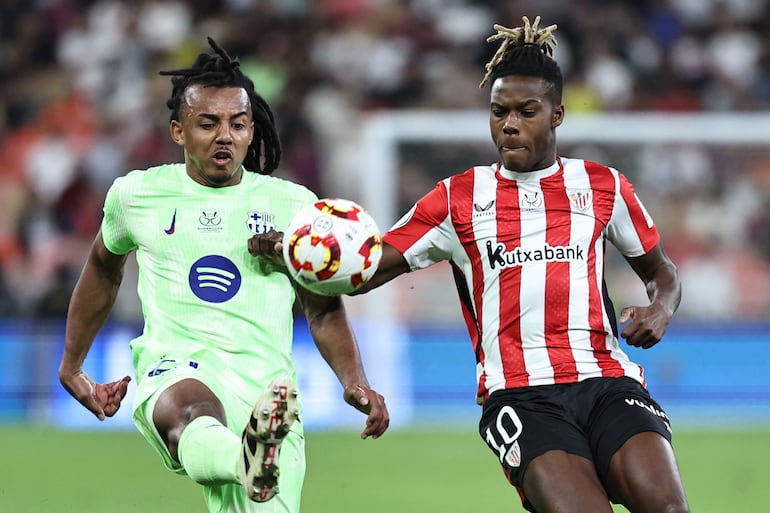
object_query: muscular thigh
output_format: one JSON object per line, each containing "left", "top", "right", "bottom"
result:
{"left": 153, "top": 378, "right": 226, "bottom": 442}
{"left": 604, "top": 432, "right": 689, "bottom": 512}
{"left": 524, "top": 450, "right": 614, "bottom": 513}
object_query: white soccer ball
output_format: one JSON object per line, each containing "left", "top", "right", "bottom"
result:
{"left": 282, "top": 198, "right": 383, "bottom": 296}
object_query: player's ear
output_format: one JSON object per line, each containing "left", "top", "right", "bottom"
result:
{"left": 552, "top": 104, "right": 564, "bottom": 128}
{"left": 170, "top": 120, "right": 184, "bottom": 146}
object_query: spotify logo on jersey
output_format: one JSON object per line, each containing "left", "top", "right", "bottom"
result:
{"left": 188, "top": 255, "right": 241, "bottom": 303}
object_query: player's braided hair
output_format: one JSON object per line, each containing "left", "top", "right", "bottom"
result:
{"left": 479, "top": 16, "right": 562, "bottom": 101}
{"left": 159, "top": 37, "right": 282, "bottom": 175}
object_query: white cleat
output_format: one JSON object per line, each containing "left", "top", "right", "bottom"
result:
{"left": 241, "top": 375, "right": 300, "bottom": 502}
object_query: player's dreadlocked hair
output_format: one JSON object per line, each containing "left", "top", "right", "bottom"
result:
{"left": 159, "top": 37, "right": 281, "bottom": 175}
{"left": 479, "top": 16, "right": 562, "bottom": 102}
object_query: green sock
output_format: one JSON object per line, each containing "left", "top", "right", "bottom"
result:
{"left": 177, "top": 416, "right": 241, "bottom": 485}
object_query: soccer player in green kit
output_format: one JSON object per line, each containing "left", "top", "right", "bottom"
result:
{"left": 58, "top": 38, "right": 389, "bottom": 513}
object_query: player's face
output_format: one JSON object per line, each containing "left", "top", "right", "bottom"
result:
{"left": 489, "top": 75, "right": 564, "bottom": 172}
{"left": 171, "top": 84, "right": 254, "bottom": 187}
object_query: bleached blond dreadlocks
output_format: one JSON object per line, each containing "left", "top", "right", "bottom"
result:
{"left": 160, "top": 37, "right": 282, "bottom": 175}
{"left": 479, "top": 16, "right": 562, "bottom": 101}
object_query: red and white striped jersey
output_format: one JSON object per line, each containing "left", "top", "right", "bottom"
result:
{"left": 383, "top": 157, "right": 660, "bottom": 402}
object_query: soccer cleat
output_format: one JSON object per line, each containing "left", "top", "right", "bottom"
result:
{"left": 241, "top": 375, "right": 300, "bottom": 502}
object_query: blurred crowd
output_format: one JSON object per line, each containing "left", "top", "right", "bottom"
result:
{"left": 0, "top": 0, "right": 769, "bottom": 322}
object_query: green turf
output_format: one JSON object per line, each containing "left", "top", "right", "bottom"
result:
{"left": 0, "top": 426, "right": 766, "bottom": 512}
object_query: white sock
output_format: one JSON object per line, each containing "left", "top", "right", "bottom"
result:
{"left": 177, "top": 416, "right": 241, "bottom": 485}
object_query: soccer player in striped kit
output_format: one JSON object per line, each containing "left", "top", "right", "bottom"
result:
{"left": 363, "top": 16, "right": 690, "bottom": 513}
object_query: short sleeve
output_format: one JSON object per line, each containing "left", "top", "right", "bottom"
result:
{"left": 606, "top": 172, "right": 659, "bottom": 257}
{"left": 101, "top": 177, "right": 137, "bottom": 255}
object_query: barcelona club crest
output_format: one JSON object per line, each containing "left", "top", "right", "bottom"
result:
{"left": 247, "top": 211, "right": 276, "bottom": 234}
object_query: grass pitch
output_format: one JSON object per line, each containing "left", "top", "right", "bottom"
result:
{"left": 0, "top": 426, "right": 766, "bottom": 513}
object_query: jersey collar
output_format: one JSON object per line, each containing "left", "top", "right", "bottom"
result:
{"left": 496, "top": 158, "right": 562, "bottom": 182}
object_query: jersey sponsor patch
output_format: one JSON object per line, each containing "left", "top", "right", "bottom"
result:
{"left": 473, "top": 200, "right": 495, "bottom": 217}
{"left": 198, "top": 211, "right": 223, "bottom": 233}
{"left": 625, "top": 396, "right": 671, "bottom": 432}
{"left": 519, "top": 192, "right": 542, "bottom": 211}
{"left": 188, "top": 255, "right": 241, "bottom": 302}
{"left": 485, "top": 240, "right": 585, "bottom": 269}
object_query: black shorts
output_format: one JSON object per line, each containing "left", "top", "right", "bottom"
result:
{"left": 478, "top": 377, "right": 672, "bottom": 510}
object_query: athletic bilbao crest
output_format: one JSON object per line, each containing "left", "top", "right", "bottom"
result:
{"left": 567, "top": 189, "right": 592, "bottom": 212}
{"left": 504, "top": 441, "right": 522, "bottom": 467}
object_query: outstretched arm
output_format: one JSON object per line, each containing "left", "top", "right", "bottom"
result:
{"left": 620, "top": 243, "right": 681, "bottom": 349}
{"left": 247, "top": 231, "right": 410, "bottom": 293}
{"left": 353, "top": 243, "right": 410, "bottom": 294}
{"left": 295, "top": 286, "right": 389, "bottom": 439}
{"left": 59, "top": 230, "right": 131, "bottom": 420}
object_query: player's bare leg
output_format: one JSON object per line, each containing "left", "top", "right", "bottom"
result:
{"left": 522, "top": 450, "right": 615, "bottom": 513}
{"left": 605, "top": 432, "right": 690, "bottom": 513}
{"left": 241, "top": 375, "right": 300, "bottom": 502}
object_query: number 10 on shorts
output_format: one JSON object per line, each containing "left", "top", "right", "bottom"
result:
{"left": 485, "top": 405, "right": 524, "bottom": 468}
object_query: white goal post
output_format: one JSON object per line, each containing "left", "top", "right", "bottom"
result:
{"left": 360, "top": 110, "right": 770, "bottom": 227}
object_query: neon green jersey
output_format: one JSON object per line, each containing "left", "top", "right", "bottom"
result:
{"left": 101, "top": 163, "right": 317, "bottom": 400}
